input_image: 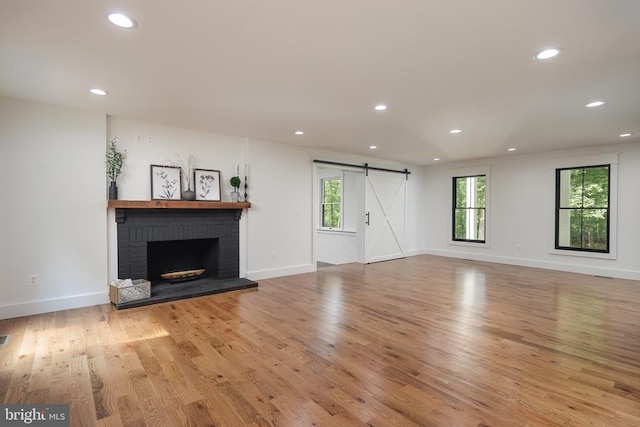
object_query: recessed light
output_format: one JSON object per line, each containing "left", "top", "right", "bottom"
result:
{"left": 619, "top": 133, "right": 632, "bottom": 138}
{"left": 449, "top": 129, "right": 462, "bottom": 134}
{"left": 294, "top": 131, "right": 304, "bottom": 135}
{"left": 374, "top": 104, "right": 387, "bottom": 111}
{"left": 107, "top": 13, "right": 138, "bottom": 29}
{"left": 433, "top": 158, "right": 440, "bottom": 161}
{"left": 369, "top": 145, "right": 377, "bottom": 149}
{"left": 585, "top": 101, "right": 605, "bottom": 108}
{"left": 533, "top": 48, "right": 560, "bottom": 60}
{"left": 507, "top": 148, "right": 517, "bottom": 152}
{"left": 90, "top": 88, "right": 108, "bottom": 96}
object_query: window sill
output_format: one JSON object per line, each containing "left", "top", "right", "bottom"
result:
{"left": 449, "top": 240, "right": 490, "bottom": 248}
{"left": 549, "top": 248, "right": 616, "bottom": 260}
{"left": 317, "top": 229, "right": 356, "bottom": 235}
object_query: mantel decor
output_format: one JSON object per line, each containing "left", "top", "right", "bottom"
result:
{"left": 229, "top": 175, "right": 241, "bottom": 202}
{"left": 106, "top": 138, "right": 127, "bottom": 200}
{"left": 150, "top": 164, "right": 182, "bottom": 200}
{"left": 194, "top": 169, "right": 221, "bottom": 201}
{"left": 168, "top": 154, "right": 197, "bottom": 201}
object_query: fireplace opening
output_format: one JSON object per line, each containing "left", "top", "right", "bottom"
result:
{"left": 147, "top": 238, "right": 219, "bottom": 284}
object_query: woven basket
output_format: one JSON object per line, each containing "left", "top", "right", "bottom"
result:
{"left": 109, "top": 279, "right": 151, "bottom": 304}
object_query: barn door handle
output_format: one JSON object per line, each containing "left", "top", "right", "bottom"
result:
{"left": 365, "top": 212, "right": 370, "bottom": 225}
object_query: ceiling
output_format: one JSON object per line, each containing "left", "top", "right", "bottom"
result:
{"left": 1, "top": 0, "right": 639, "bottom": 165}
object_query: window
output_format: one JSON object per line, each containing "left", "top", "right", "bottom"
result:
{"left": 453, "top": 175, "right": 486, "bottom": 243}
{"left": 555, "top": 165, "right": 610, "bottom": 252}
{"left": 321, "top": 178, "right": 341, "bottom": 229}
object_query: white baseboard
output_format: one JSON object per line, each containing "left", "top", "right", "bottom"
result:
{"left": 0, "top": 292, "right": 110, "bottom": 320}
{"left": 423, "top": 248, "right": 640, "bottom": 281}
{"left": 247, "top": 263, "right": 316, "bottom": 281}
{"left": 405, "top": 248, "right": 427, "bottom": 257}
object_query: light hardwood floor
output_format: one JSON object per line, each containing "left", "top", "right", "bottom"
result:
{"left": 1, "top": 255, "right": 639, "bottom": 426}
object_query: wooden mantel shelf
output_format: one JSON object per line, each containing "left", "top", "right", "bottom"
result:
{"left": 107, "top": 200, "right": 251, "bottom": 209}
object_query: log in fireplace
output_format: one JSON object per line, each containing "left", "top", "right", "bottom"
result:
{"left": 110, "top": 200, "right": 257, "bottom": 309}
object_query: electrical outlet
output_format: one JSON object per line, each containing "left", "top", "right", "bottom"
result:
{"left": 271, "top": 251, "right": 277, "bottom": 260}
{"left": 29, "top": 274, "right": 38, "bottom": 286}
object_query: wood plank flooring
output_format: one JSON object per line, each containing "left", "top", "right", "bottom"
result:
{"left": 1, "top": 255, "right": 640, "bottom": 426}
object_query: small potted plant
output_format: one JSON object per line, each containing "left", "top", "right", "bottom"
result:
{"left": 106, "top": 138, "right": 127, "bottom": 200}
{"left": 229, "top": 176, "right": 241, "bottom": 202}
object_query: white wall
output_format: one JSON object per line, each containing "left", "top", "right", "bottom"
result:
{"left": 0, "top": 97, "right": 108, "bottom": 319}
{"left": 244, "top": 138, "right": 316, "bottom": 279}
{"left": 316, "top": 231, "right": 358, "bottom": 265}
{"left": 0, "top": 97, "right": 428, "bottom": 319}
{"left": 423, "top": 143, "right": 640, "bottom": 279}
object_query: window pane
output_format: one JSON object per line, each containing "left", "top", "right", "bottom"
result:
{"left": 474, "top": 176, "right": 486, "bottom": 208}
{"left": 583, "top": 167, "right": 608, "bottom": 208}
{"left": 454, "top": 208, "right": 467, "bottom": 240}
{"left": 322, "top": 204, "right": 340, "bottom": 228}
{"left": 557, "top": 209, "right": 573, "bottom": 247}
{"left": 582, "top": 209, "right": 607, "bottom": 250}
{"left": 454, "top": 208, "right": 485, "bottom": 241}
{"left": 455, "top": 178, "right": 467, "bottom": 208}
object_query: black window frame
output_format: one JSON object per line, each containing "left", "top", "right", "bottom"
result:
{"left": 555, "top": 164, "right": 610, "bottom": 253}
{"left": 452, "top": 174, "right": 486, "bottom": 244}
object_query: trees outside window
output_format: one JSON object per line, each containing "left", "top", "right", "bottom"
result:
{"left": 556, "top": 165, "right": 609, "bottom": 252}
{"left": 453, "top": 175, "right": 486, "bottom": 243}
{"left": 321, "top": 178, "right": 341, "bottom": 229}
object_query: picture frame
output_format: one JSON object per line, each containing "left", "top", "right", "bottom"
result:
{"left": 194, "top": 168, "right": 221, "bottom": 201}
{"left": 150, "top": 164, "right": 182, "bottom": 200}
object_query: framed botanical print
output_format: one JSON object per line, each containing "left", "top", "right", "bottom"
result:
{"left": 150, "top": 165, "right": 182, "bottom": 200}
{"left": 194, "top": 169, "right": 221, "bottom": 201}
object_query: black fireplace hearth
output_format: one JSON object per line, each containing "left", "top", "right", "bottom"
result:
{"left": 113, "top": 205, "right": 257, "bottom": 308}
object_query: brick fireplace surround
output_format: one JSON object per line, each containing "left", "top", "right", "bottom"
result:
{"left": 109, "top": 200, "right": 257, "bottom": 309}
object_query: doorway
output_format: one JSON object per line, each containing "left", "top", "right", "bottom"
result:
{"left": 314, "top": 163, "right": 407, "bottom": 267}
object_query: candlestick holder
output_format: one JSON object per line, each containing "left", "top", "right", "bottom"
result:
{"left": 243, "top": 175, "right": 248, "bottom": 202}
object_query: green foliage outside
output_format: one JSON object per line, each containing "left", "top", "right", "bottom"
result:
{"left": 558, "top": 166, "right": 609, "bottom": 250}
{"left": 454, "top": 175, "right": 486, "bottom": 241}
{"left": 322, "top": 178, "right": 341, "bottom": 228}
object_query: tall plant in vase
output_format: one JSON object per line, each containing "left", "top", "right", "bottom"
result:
{"left": 169, "top": 154, "right": 197, "bottom": 200}
{"left": 106, "top": 138, "right": 127, "bottom": 200}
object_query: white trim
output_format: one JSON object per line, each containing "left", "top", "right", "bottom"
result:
{"left": 405, "top": 248, "right": 427, "bottom": 257}
{"left": 316, "top": 229, "right": 357, "bottom": 236}
{"left": 247, "top": 263, "right": 316, "bottom": 281}
{"left": 424, "top": 249, "right": 640, "bottom": 281}
{"left": 0, "top": 292, "right": 110, "bottom": 320}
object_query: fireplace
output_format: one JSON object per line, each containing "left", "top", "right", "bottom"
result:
{"left": 147, "top": 238, "right": 219, "bottom": 283}
{"left": 112, "top": 202, "right": 257, "bottom": 309}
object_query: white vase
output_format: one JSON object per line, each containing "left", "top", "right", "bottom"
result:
{"left": 231, "top": 191, "right": 239, "bottom": 202}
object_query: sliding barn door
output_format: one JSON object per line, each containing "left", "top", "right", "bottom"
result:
{"left": 364, "top": 170, "right": 406, "bottom": 263}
